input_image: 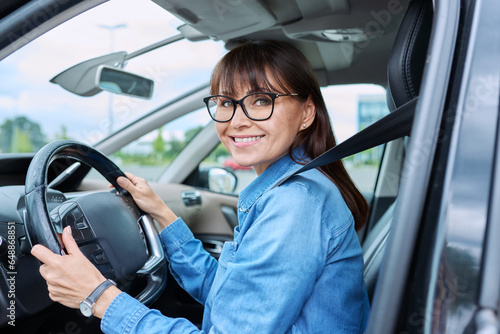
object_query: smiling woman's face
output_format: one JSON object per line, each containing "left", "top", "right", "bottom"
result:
{"left": 215, "top": 79, "right": 315, "bottom": 175}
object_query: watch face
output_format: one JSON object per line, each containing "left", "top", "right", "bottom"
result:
{"left": 79, "top": 301, "right": 93, "bottom": 317}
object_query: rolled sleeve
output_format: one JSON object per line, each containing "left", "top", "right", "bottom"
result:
{"left": 101, "top": 293, "right": 150, "bottom": 334}
{"left": 101, "top": 292, "right": 202, "bottom": 334}
{"left": 160, "top": 217, "right": 196, "bottom": 255}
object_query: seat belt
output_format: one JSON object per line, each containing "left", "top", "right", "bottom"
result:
{"left": 275, "top": 97, "right": 418, "bottom": 187}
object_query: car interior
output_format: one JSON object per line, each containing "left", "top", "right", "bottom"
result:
{"left": 0, "top": 0, "right": 446, "bottom": 332}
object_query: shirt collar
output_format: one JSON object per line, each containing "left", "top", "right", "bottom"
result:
{"left": 238, "top": 147, "right": 309, "bottom": 213}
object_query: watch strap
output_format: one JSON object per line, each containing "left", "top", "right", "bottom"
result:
{"left": 85, "top": 279, "right": 116, "bottom": 305}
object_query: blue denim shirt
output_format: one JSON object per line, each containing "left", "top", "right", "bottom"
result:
{"left": 101, "top": 152, "right": 370, "bottom": 333}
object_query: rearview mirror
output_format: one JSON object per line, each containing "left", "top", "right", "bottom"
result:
{"left": 50, "top": 52, "right": 154, "bottom": 99}
{"left": 98, "top": 66, "right": 154, "bottom": 99}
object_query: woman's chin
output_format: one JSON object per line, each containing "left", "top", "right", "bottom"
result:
{"left": 234, "top": 160, "right": 252, "bottom": 168}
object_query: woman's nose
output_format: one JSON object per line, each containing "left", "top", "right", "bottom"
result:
{"left": 230, "top": 104, "right": 251, "bottom": 127}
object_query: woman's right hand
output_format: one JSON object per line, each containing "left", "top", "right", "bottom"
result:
{"left": 117, "top": 172, "right": 178, "bottom": 229}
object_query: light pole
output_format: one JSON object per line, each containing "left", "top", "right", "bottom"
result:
{"left": 99, "top": 23, "right": 127, "bottom": 134}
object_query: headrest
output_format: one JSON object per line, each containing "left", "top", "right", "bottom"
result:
{"left": 387, "top": 0, "right": 433, "bottom": 110}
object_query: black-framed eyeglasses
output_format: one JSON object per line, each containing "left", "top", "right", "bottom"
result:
{"left": 203, "top": 92, "right": 299, "bottom": 122}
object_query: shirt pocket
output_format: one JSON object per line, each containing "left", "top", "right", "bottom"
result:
{"left": 206, "top": 241, "right": 239, "bottom": 308}
{"left": 218, "top": 241, "right": 238, "bottom": 269}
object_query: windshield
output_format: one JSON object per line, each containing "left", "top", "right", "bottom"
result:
{"left": 0, "top": 0, "right": 225, "bottom": 153}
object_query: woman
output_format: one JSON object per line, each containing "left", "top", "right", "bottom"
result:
{"left": 32, "top": 40, "right": 370, "bottom": 333}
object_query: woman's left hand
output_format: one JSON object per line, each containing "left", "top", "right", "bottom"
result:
{"left": 31, "top": 226, "right": 120, "bottom": 316}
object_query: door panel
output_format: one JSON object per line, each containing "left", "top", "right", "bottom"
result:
{"left": 149, "top": 182, "right": 237, "bottom": 237}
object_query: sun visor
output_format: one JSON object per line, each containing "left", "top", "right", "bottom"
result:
{"left": 152, "top": 0, "right": 276, "bottom": 41}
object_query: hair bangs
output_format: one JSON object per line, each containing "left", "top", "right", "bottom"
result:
{"left": 210, "top": 44, "right": 291, "bottom": 96}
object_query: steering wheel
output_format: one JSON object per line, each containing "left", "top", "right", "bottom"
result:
{"left": 24, "top": 140, "right": 166, "bottom": 305}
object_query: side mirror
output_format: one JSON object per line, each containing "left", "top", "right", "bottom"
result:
{"left": 207, "top": 168, "right": 237, "bottom": 194}
{"left": 192, "top": 167, "right": 237, "bottom": 194}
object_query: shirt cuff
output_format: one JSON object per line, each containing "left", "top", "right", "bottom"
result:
{"left": 101, "top": 292, "right": 149, "bottom": 334}
{"left": 159, "top": 217, "right": 195, "bottom": 256}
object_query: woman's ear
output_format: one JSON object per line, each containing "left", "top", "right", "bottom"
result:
{"left": 301, "top": 95, "right": 316, "bottom": 130}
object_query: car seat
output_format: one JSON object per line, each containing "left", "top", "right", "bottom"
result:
{"left": 362, "top": 0, "right": 433, "bottom": 302}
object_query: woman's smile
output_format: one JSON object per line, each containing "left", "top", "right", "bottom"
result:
{"left": 231, "top": 135, "right": 264, "bottom": 147}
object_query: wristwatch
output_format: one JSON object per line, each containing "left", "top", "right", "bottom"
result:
{"left": 79, "top": 279, "right": 116, "bottom": 317}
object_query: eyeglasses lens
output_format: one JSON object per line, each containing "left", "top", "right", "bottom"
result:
{"left": 207, "top": 93, "right": 274, "bottom": 122}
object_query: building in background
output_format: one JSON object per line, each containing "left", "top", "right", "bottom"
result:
{"left": 355, "top": 94, "right": 389, "bottom": 165}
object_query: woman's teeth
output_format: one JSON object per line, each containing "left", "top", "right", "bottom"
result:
{"left": 234, "top": 136, "right": 263, "bottom": 143}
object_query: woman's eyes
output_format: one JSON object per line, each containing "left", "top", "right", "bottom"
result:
{"left": 216, "top": 95, "right": 272, "bottom": 108}
{"left": 253, "top": 97, "right": 272, "bottom": 107}
{"left": 220, "top": 99, "right": 234, "bottom": 108}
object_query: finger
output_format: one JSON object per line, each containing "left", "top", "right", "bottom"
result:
{"left": 116, "top": 176, "right": 136, "bottom": 193}
{"left": 31, "top": 244, "right": 58, "bottom": 264}
{"left": 39, "top": 263, "right": 50, "bottom": 279}
{"left": 61, "top": 226, "right": 80, "bottom": 255}
{"left": 124, "top": 171, "right": 137, "bottom": 180}
{"left": 124, "top": 172, "right": 145, "bottom": 186}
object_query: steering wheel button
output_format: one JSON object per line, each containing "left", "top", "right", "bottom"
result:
{"left": 79, "top": 243, "right": 101, "bottom": 258}
{"left": 71, "top": 229, "right": 84, "bottom": 242}
{"left": 81, "top": 228, "right": 95, "bottom": 240}
{"left": 75, "top": 216, "right": 89, "bottom": 230}
{"left": 91, "top": 250, "right": 109, "bottom": 264}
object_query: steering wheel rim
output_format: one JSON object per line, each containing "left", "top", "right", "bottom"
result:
{"left": 25, "top": 140, "right": 127, "bottom": 254}
{"left": 25, "top": 140, "right": 167, "bottom": 305}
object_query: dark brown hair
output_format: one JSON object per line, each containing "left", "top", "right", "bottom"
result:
{"left": 210, "top": 40, "right": 368, "bottom": 230}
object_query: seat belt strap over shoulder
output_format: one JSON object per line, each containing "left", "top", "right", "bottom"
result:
{"left": 275, "top": 97, "right": 418, "bottom": 187}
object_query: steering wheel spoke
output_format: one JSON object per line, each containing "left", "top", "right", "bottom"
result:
{"left": 135, "top": 215, "right": 167, "bottom": 304}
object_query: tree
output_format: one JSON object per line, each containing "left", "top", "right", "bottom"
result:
{"left": 0, "top": 116, "right": 46, "bottom": 153}
{"left": 14, "top": 127, "right": 33, "bottom": 152}
{"left": 153, "top": 127, "right": 166, "bottom": 161}
{"left": 165, "top": 138, "right": 184, "bottom": 160}
{"left": 185, "top": 126, "right": 203, "bottom": 143}
{"left": 55, "top": 125, "right": 70, "bottom": 140}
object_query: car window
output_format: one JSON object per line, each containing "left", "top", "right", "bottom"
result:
{"left": 323, "top": 84, "right": 389, "bottom": 195}
{"left": 86, "top": 108, "right": 211, "bottom": 181}
{"left": 0, "top": 0, "right": 225, "bottom": 152}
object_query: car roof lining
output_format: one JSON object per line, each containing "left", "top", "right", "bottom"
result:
{"left": 154, "top": 0, "right": 409, "bottom": 87}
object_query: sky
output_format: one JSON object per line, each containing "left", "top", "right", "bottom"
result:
{"left": 0, "top": 0, "right": 386, "bottom": 150}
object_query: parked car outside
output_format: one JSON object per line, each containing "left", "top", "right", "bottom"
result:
{"left": 223, "top": 157, "right": 252, "bottom": 171}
